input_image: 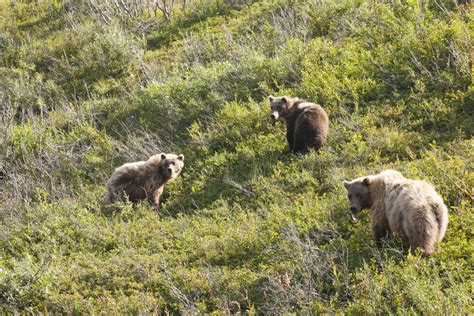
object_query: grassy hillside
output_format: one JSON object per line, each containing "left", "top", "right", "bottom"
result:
{"left": 1, "top": 0, "right": 472, "bottom": 313}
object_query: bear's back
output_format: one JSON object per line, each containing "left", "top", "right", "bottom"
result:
{"left": 294, "top": 101, "right": 326, "bottom": 116}
{"left": 113, "top": 161, "right": 146, "bottom": 177}
{"left": 408, "top": 180, "right": 444, "bottom": 205}
{"left": 385, "top": 178, "right": 444, "bottom": 218}
{"left": 109, "top": 159, "right": 154, "bottom": 188}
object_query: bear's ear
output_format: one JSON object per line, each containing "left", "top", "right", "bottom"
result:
{"left": 362, "top": 177, "right": 370, "bottom": 186}
{"left": 281, "top": 97, "right": 288, "bottom": 104}
{"left": 160, "top": 153, "right": 167, "bottom": 160}
{"left": 178, "top": 154, "right": 184, "bottom": 161}
{"left": 343, "top": 180, "right": 351, "bottom": 190}
{"left": 268, "top": 95, "right": 274, "bottom": 102}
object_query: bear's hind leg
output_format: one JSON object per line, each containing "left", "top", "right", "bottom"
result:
{"left": 292, "top": 133, "right": 308, "bottom": 154}
{"left": 408, "top": 210, "right": 439, "bottom": 256}
{"left": 292, "top": 121, "right": 313, "bottom": 154}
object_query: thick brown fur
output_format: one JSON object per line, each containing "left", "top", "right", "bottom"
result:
{"left": 269, "top": 96, "right": 329, "bottom": 154}
{"left": 107, "top": 153, "right": 184, "bottom": 208}
{"left": 344, "top": 170, "right": 448, "bottom": 256}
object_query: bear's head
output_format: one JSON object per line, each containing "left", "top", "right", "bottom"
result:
{"left": 269, "top": 96, "right": 291, "bottom": 121}
{"left": 160, "top": 153, "right": 185, "bottom": 180}
{"left": 343, "top": 177, "right": 373, "bottom": 220}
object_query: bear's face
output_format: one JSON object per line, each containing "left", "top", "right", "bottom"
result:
{"left": 269, "top": 96, "right": 290, "bottom": 122}
{"left": 343, "top": 177, "right": 373, "bottom": 216}
{"left": 161, "top": 153, "right": 184, "bottom": 179}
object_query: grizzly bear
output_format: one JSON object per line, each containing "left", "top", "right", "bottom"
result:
{"left": 269, "top": 96, "right": 329, "bottom": 154}
{"left": 107, "top": 153, "right": 184, "bottom": 208}
{"left": 343, "top": 170, "right": 448, "bottom": 255}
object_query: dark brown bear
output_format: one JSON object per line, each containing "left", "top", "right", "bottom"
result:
{"left": 107, "top": 153, "right": 184, "bottom": 208}
{"left": 269, "top": 96, "right": 329, "bottom": 154}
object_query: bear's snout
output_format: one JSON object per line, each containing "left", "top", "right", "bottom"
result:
{"left": 350, "top": 206, "right": 358, "bottom": 213}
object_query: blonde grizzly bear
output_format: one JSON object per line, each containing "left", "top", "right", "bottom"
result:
{"left": 107, "top": 153, "right": 184, "bottom": 208}
{"left": 343, "top": 170, "right": 448, "bottom": 255}
{"left": 269, "top": 96, "right": 329, "bottom": 154}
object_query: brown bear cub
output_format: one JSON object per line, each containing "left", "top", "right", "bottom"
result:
{"left": 343, "top": 170, "right": 448, "bottom": 256}
{"left": 107, "top": 153, "right": 184, "bottom": 208}
{"left": 269, "top": 96, "right": 329, "bottom": 154}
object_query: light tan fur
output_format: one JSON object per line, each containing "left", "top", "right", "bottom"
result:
{"left": 344, "top": 170, "right": 448, "bottom": 255}
{"left": 107, "top": 153, "right": 184, "bottom": 208}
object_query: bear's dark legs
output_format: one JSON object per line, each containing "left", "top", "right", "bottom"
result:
{"left": 372, "top": 224, "right": 391, "bottom": 247}
{"left": 310, "top": 136, "right": 324, "bottom": 150}
{"left": 286, "top": 122, "right": 295, "bottom": 152}
{"left": 293, "top": 131, "right": 323, "bottom": 154}
{"left": 287, "top": 135, "right": 294, "bottom": 152}
{"left": 108, "top": 189, "right": 125, "bottom": 203}
{"left": 292, "top": 119, "right": 310, "bottom": 154}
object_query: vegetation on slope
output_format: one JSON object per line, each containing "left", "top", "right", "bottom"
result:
{"left": 1, "top": 0, "right": 472, "bottom": 313}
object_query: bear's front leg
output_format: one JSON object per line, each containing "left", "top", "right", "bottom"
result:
{"left": 108, "top": 188, "right": 125, "bottom": 203}
{"left": 285, "top": 120, "right": 296, "bottom": 153}
{"left": 286, "top": 130, "right": 294, "bottom": 152}
{"left": 148, "top": 186, "right": 164, "bottom": 209}
{"left": 372, "top": 223, "right": 391, "bottom": 247}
